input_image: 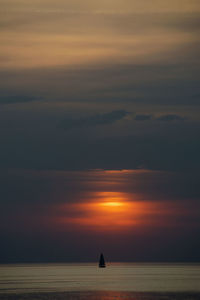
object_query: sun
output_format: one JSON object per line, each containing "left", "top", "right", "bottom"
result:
{"left": 96, "top": 192, "right": 127, "bottom": 212}
{"left": 55, "top": 191, "right": 152, "bottom": 231}
{"left": 99, "top": 202, "right": 124, "bottom": 207}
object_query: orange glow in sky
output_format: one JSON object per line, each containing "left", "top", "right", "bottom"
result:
{"left": 45, "top": 170, "right": 193, "bottom": 234}
{"left": 54, "top": 191, "right": 159, "bottom": 231}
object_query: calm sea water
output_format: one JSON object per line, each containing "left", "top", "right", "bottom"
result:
{"left": 0, "top": 263, "right": 200, "bottom": 294}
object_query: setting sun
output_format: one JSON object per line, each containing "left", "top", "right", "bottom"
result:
{"left": 53, "top": 190, "right": 157, "bottom": 231}
{"left": 99, "top": 202, "right": 123, "bottom": 207}
{"left": 97, "top": 192, "right": 126, "bottom": 211}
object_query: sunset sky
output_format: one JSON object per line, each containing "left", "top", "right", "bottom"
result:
{"left": 0, "top": 0, "right": 200, "bottom": 263}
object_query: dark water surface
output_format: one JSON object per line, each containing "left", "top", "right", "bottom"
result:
{"left": 0, "top": 263, "right": 200, "bottom": 299}
{"left": 0, "top": 291, "right": 200, "bottom": 300}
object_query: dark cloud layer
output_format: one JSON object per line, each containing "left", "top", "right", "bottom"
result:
{"left": 0, "top": 134, "right": 199, "bottom": 172}
{"left": 134, "top": 114, "right": 187, "bottom": 122}
{"left": 61, "top": 110, "right": 129, "bottom": 130}
{"left": 0, "top": 95, "right": 40, "bottom": 105}
{"left": 133, "top": 114, "right": 186, "bottom": 122}
{"left": 1, "top": 60, "right": 199, "bottom": 106}
{"left": 134, "top": 114, "right": 152, "bottom": 121}
{"left": 156, "top": 114, "right": 186, "bottom": 122}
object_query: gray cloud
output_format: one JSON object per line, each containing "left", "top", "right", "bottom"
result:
{"left": 133, "top": 114, "right": 186, "bottom": 122}
{"left": 0, "top": 121, "right": 199, "bottom": 172}
{"left": 1, "top": 59, "right": 199, "bottom": 107}
{"left": 134, "top": 114, "right": 152, "bottom": 121}
{"left": 61, "top": 110, "right": 129, "bottom": 130}
{"left": 156, "top": 114, "right": 186, "bottom": 122}
{"left": 0, "top": 95, "right": 41, "bottom": 105}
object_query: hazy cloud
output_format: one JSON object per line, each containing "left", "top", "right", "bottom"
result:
{"left": 156, "top": 114, "right": 186, "bottom": 122}
{"left": 134, "top": 114, "right": 152, "bottom": 121}
{"left": 0, "top": 95, "right": 40, "bottom": 105}
{"left": 61, "top": 110, "right": 129, "bottom": 130}
{"left": 133, "top": 114, "right": 186, "bottom": 122}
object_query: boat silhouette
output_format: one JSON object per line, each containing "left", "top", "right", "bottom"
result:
{"left": 99, "top": 253, "right": 106, "bottom": 268}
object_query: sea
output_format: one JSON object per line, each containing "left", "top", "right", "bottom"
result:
{"left": 0, "top": 263, "right": 200, "bottom": 299}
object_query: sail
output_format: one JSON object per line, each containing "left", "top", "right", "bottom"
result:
{"left": 99, "top": 253, "right": 106, "bottom": 268}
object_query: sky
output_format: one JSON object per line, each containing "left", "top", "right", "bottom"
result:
{"left": 0, "top": 0, "right": 200, "bottom": 263}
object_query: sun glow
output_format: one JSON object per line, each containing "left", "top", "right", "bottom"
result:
{"left": 99, "top": 201, "right": 124, "bottom": 207}
{"left": 55, "top": 191, "right": 153, "bottom": 231}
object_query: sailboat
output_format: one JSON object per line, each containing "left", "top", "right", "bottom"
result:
{"left": 99, "top": 253, "right": 106, "bottom": 268}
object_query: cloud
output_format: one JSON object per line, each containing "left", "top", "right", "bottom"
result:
{"left": 0, "top": 95, "right": 40, "bottom": 105}
{"left": 1, "top": 58, "right": 199, "bottom": 107}
{"left": 134, "top": 114, "right": 152, "bottom": 121}
{"left": 133, "top": 114, "right": 186, "bottom": 122}
{"left": 156, "top": 114, "right": 186, "bottom": 121}
{"left": 61, "top": 110, "right": 129, "bottom": 130}
{"left": 1, "top": 123, "right": 199, "bottom": 172}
